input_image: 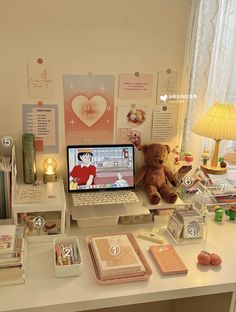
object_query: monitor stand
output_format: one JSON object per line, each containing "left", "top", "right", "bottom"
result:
{"left": 68, "top": 195, "right": 150, "bottom": 228}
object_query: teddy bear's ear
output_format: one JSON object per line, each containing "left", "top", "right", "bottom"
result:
{"left": 141, "top": 145, "right": 148, "bottom": 153}
{"left": 164, "top": 144, "right": 171, "bottom": 154}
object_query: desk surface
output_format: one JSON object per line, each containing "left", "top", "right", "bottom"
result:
{"left": 0, "top": 215, "right": 236, "bottom": 312}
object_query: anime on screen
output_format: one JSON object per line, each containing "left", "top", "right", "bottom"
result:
{"left": 67, "top": 144, "right": 135, "bottom": 192}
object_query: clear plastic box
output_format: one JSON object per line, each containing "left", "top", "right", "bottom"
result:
{"left": 193, "top": 180, "right": 236, "bottom": 213}
{"left": 165, "top": 203, "right": 208, "bottom": 245}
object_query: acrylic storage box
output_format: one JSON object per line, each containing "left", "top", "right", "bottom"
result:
{"left": 166, "top": 203, "right": 208, "bottom": 245}
{"left": 193, "top": 180, "right": 236, "bottom": 212}
{"left": 53, "top": 236, "right": 83, "bottom": 278}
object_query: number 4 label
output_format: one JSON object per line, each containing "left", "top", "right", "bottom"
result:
{"left": 33, "top": 216, "right": 45, "bottom": 229}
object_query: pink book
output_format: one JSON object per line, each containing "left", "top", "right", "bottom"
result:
{"left": 150, "top": 244, "right": 188, "bottom": 275}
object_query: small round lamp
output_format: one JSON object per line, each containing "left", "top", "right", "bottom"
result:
{"left": 42, "top": 158, "right": 57, "bottom": 183}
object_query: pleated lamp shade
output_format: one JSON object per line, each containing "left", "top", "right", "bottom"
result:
{"left": 192, "top": 102, "right": 236, "bottom": 174}
{"left": 192, "top": 102, "right": 236, "bottom": 140}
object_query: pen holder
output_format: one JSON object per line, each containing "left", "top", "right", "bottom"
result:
{"left": 53, "top": 236, "right": 83, "bottom": 278}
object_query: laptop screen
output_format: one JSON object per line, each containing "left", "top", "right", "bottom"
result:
{"left": 67, "top": 144, "right": 135, "bottom": 192}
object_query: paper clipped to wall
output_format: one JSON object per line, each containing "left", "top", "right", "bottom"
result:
{"left": 63, "top": 75, "right": 114, "bottom": 145}
{"left": 152, "top": 104, "right": 179, "bottom": 142}
{"left": 118, "top": 73, "right": 153, "bottom": 99}
{"left": 27, "top": 58, "right": 54, "bottom": 99}
{"left": 156, "top": 71, "right": 178, "bottom": 103}
{"left": 22, "top": 104, "right": 59, "bottom": 153}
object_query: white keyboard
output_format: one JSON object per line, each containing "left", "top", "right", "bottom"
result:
{"left": 72, "top": 191, "right": 140, "bottom": 207}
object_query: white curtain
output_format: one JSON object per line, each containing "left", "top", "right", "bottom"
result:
{"left": 181, "top": 0, "right": 236, "bottom": 161}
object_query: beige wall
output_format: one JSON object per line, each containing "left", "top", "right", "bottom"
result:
{"left": 0, "top": 0, "right": 191, "bottom": 180}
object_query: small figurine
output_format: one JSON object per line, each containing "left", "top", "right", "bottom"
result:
{"left": 182, "top": 152, "right": 193, "bottom": 163}
{"left": 225, "top": 205, "right": 236, "bottom": 220}
{"left": 172, "top": 145, "right": 181, "bottom": 165}
{"left": 128, "top": 130, "right": 142, "bottom": 151}
{"left": 218, "top": 156, "right": 227, "bottom": 168}
{"left": 201, "top": 149, "right": 210, "bottom": 165}
{"left": 214, "top": 206, "right": 224, "bottom": 222}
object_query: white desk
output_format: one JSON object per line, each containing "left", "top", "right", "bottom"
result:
{"left": 0, "top": 215, "right": 236, "bottom": 312}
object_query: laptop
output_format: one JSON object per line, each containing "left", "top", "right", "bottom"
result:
{"left": 67, "top": 144, "right": 149, "bottom": 219}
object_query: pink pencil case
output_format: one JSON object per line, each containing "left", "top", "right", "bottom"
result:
{"left": 86, "top": 232, "right": 152, "bottom": 285}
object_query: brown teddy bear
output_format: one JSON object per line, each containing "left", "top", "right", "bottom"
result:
{"left": 134, "top": 143, "right": 178, "bottom": 205}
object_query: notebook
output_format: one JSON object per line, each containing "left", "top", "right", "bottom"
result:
{"left": 86, "top": 233, "right": 152, "bottom": 284}
{"left": 90, "top": 234, "right": 145, "bottom": 279}
{"left": 67, "top": 144, "right": 149, "bottom": 219}
{"left": 0, "top": 225, "right": 16, "bottom": 254}
{"left": 150, "top": 244, "right": 188, "bottom": 275}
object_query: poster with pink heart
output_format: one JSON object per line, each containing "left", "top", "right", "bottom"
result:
{"left": 63, "top": 75, "right": 114, "bottom": 144}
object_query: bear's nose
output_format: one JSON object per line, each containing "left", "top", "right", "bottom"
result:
{"left": 159, "top": 160, "right": 163, "bottom": 164}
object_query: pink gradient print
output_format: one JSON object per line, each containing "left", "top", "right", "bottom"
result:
{"left": 64, "top": 75, "right": 114, "bottom": 144}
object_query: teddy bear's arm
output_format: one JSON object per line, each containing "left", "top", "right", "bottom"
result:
{"left": 164, "top": 167, "right": 178, "bottom": 187}
{"left": 134, "top": 166, "right": 147, "bottom": 184}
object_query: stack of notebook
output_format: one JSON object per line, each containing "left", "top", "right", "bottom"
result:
{"left": 88, "top": 233, "right": 149, "bottom": 283}
{"left": 0, "top": 225, "right": 26, "bottom": 286}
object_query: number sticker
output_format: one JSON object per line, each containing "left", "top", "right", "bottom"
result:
{"left": 63, "top": 247, "right": 72, "bottom": 258}
{"left": 110, "top": 245, "right": 120, "bottom": 256}
{"left": 183, "top": 176, "right": 194, "bottom": 187}
{"left": 187, "top": 226, "right": 197, "bottom": 238}
{"left": 33, "top": 216, "right": 45, "bottom": 229}
{"left": 217, "top": 183, "right": 226, "bottom": 194}
{"left": 1, "top": 136, "right": 14, "bottom": 148}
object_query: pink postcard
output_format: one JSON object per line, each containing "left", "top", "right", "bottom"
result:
{"left": 64, "top": 75, "right": 114, "bottom": 144}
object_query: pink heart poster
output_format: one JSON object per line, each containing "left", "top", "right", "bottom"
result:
{"left": 63, "top": 75, "right": 114, "bottom": 144}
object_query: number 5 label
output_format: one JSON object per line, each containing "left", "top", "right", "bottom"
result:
{"left": 1, "top": 136, "right": 14, "bottom": 148}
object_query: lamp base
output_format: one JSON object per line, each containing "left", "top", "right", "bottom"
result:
{"left": 43, "top": 173, "right": 57, "bottom": 183}
{"left": 200, "top": 164, "right": 227, "bottom": 175}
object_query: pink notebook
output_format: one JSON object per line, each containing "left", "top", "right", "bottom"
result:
{"left": 86, "top": 233, "right": 152, "bottom": 285}
{"left": 150, "top": 244, "right": 188, "bottom": 275}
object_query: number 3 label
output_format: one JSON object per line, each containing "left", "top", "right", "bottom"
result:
{"left": 187, "top": 226, "right": 197, "bottom": 238}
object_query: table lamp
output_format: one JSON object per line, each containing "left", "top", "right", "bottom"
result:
{"left": 42, "top": 158, "right": 57, "bottom": 183}
{"left": 192, "top": 102, "right": 236, "bottom": 175}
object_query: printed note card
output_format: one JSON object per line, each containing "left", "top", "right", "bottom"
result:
{"left": 118, "top": 73, "right": 153, "bottom": 99}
